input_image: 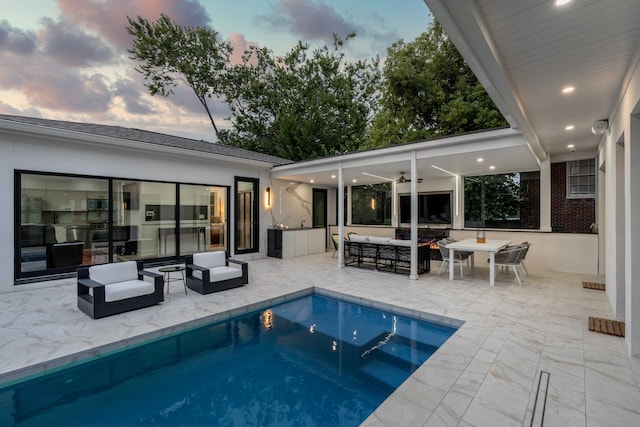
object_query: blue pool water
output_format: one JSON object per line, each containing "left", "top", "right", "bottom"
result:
{"left": 0, "top": 293, "right": 459, "bottom": 426}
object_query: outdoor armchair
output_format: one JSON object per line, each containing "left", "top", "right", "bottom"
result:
{"left": 77, "top": 260, "right": 164, "bottom": 319}
{"left": 492, "top": 243, "right": 530, "bottom": 285}
{"left": 185, "top": 251, "right": 248, "bottom": 294}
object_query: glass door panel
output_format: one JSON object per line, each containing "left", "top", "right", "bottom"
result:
{"left": 235, "top": 178, "right": 258, "bottom": 253}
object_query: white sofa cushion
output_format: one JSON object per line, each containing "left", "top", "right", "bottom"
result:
{"left": 104, "top": 279, "right": 155, "bottom": 302}
{"left": 349, "top": 235, "right": 368, "bottom": 243}
{"left": 89, "top": 261, "right": 138, "bottom": 285}
{"left": 390, "top": 239, "right": 411, "bottom": 247}
{"left": 193, "top": 266, "right": 242, "bottom": 282}
{"left": 368, "top": 236, "right": 391, "bottom": 245}
{"left": 193, "top": 251, "right": 226, "bottom": 269}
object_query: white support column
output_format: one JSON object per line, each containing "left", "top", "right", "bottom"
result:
{"left": 539, "top": 158, "right": 552, "bottom": 232}
{"left": 410, "top": 151, "right": 418, "bottom": 280}
{"left": 625, "top": 115, "right": 640, "bottom": 356}
{"left": 337, "top": 163, "right": 345, "bottom": 268}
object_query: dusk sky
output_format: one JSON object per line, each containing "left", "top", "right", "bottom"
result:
{"left": 0, "top": 0, "right": 431, "bottom": 142}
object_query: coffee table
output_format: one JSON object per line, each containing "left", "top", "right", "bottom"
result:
{"left": 158, "top": 265, "right": 187, "bottom": 294}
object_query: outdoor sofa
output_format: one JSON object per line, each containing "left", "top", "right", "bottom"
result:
{"left": 344, "top": 235, "right": 430, "bottom": 274}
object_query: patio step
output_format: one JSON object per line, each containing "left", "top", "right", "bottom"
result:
{"left": 360, "top": 333, "right": 436, "bottom": 370}
{"left": 359, "top": 335, "right": 436, "bottom": 389}
{"left": 359, "top": 358, "right": 411, "bottom": 389}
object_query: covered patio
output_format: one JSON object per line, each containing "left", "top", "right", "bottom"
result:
{"left": 1, "top": 253, "right": 638, "bottom": 426}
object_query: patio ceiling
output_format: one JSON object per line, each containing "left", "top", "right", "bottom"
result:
{"left": 272, "top": 0, "right": 640, "bottom": 186}
{"left": 425, "top": 0, "right": 640, "bottom": 158}
{"left": 270, "top": 128, "right": 538, "bottom": 186}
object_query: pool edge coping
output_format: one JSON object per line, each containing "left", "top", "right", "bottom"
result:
{"left": 0, "top": 286, "right": 465, "bottom": 389}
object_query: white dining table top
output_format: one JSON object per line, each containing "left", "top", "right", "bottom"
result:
{"left": 445, "top": 238, "right": 511, "bottom": 252}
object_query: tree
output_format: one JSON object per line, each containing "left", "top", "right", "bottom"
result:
{"left": 219, "top": 35, "right": 381, "bottom": 161}
{"left": 367, "top": 20, "right": 507, "bottom": 148}
{"left": 126, "top": 14, "right": 232, "bottom": 140}
{"left": 464, "top": 173, "right": 526, "bottom": 228}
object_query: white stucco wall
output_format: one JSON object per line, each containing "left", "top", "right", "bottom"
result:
{"left": 449, "top": 230, "right": 599, "bottom": 275}
{"left": 0, "top": 130, "right": 271, "bottom": 292}
{"left": 598, "top": 53, "right": 640, "bottom": 356}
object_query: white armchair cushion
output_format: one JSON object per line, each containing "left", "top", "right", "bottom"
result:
{"left": 193, "top": 266, "right": 242, "bottom": 282}
{"left": 104, "top": 279, "right": 155, "bottom": 302}
{"left": 390, "top": 239, "right": 411, "bottom": 247}
{"left": 349, "top": 235, "right": 369, "bottom": 243}
{"left": 368, "top": 236, "right": 391, "bottom": 245}
{"left": 89, "top": 261, "right": 138, "bottom": 285}
{"left": 193, "top": 251, "right": 226, "bottom": 268}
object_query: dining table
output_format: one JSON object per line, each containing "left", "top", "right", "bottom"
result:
{"left": 446, "top": 238, "right": 511, "bottom": 286}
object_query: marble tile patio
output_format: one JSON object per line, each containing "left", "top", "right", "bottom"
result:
{"left": 1, "top": 253, "right": 639, "bottom": 426}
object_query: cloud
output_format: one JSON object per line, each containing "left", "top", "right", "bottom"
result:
{"left": 22, "top": 72, "right": 112, "bottom": 112}
{"left": 112, "top": 78, "right": 154, "bottom": 115}
{"left": 0, "top": 20, "right": 37, "bottom": 54}
{"left": 39, "top": 17, "right": 114, "bottom": 67}
{"left": 228, "top": 32, "right": 260, "bottom": 66}
{"left": 262, "top": 0, "right": 358, "bottom": 45}
{"left": 55, "top": 0, "right": 213, "bottom": 51}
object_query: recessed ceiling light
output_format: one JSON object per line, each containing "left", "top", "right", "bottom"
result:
{"left": 331, "top": 175, "right": 336, "bottom": 179}
{"left": 565, "top": 125, "right": 575, "bottom": 131}
{"left": 567, "top": 144, "right": 575, "bottom": 148}
{"left": 562, "top": 86, "right": 575, "bottom": 94}
{"left": 554, "top": 0, "right": 571, "bottom": 6}
{"left": 352, "top": 179, "right": 357, "bottom": 183}
{"left": 489, "top": 166, "right": 496, "bottom": 170}
{"left": 310, "top": 179, "right": 314, "bottom": 183}
{"left": 477, "top": 158, "right": 484, "bottom": 162}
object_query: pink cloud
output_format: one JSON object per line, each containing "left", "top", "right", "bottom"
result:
{"left": 55, "top": 0, "right": 212, "bottom": 51}
{"left": 228, "top": 32, "right": 260, "bottom": 66}
{"left": 264, "top": 0, "right": 358, "bottom": 45}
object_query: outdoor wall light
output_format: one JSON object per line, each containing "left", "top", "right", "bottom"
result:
{"left": 266, "top": 187, "right": 271, "bottom": 208}
{"left": 370, "top": 197, "right": 376, "bottom": 210}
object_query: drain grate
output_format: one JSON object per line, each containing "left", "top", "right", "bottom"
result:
{"left": 588, "top": 316, "right": 625, "bottom": 337}
{"left": 529, "top": 370, "right": 550, "bottom": 427}
{"left": 583, "top": 281, "right": 605, "bottom": 291}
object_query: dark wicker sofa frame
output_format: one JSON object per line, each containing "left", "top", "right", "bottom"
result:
{"left": 77, "top": 261, "right": 164, "bottom": 319}
{"left": 185, "top": 255, "right": 248, "bottom": 295}
{"left": 344, "top": 240, "right": 430, "bottom": 274}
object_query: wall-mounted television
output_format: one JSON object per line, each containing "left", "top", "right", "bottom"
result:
{"left": 399, "top": 192, "right": 452, "bottom": 225}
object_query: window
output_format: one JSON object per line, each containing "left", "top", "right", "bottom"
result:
{"left": 464, "top": 172, "right": 540, "bottom": 229}
{"left": 351, "top": 183, "right": 392, "bottom": 225}
{"left": 567, "top": 159, "right": 596, "bottom": 198}
{"left": 17, "top": 171, "right": 230, "bottom": 280}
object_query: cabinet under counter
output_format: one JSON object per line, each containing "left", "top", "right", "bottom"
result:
{"left": 267, "top": 228, "right": 326, "bottom": 259}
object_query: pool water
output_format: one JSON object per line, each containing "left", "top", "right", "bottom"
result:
{"left": 0, "top": 293, "right": 459, "bottom": 426}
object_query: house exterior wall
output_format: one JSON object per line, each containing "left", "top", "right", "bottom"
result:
{"left": 0, "top": 130, "right": 270, "bottom": 293}
{"left": 601, "top": 54, "right": 640, "bottom": 356}
{"left": 550, "top": 162, "right": 597, "bottom": 233}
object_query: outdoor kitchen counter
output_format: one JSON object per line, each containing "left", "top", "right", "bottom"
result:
{"left": 267, "top": 228, "right": 326, "bottom": 259}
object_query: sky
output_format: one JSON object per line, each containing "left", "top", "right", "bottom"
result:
{"left": 0, "top": 0, "right": 431, "bottom": 142}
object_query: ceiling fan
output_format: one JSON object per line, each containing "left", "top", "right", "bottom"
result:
{"left": 397, "top": 172, "right": 422, "bottom": 183}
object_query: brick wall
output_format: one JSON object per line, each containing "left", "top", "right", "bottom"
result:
{"left": 551, "top": 162, "right": 596, "bottom": 233}
{"left": 520, "top": 171, "right": 540, "bottom": 229}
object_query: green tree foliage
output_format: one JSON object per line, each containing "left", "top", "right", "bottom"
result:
{"left": 367, "top": 20, "right": 507, "bottom": 148}
{"left": 219, "top": 35, "right": 381, "bottom": 161}
{"left": 126, "top": 14, "right": 232, "bottom": 139}
{"left": 464, "top": 174, "right": 524, "bottom": 228}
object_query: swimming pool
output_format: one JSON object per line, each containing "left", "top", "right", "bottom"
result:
{"left": 0, "top": 292, "right": 459, "bottom": 426}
